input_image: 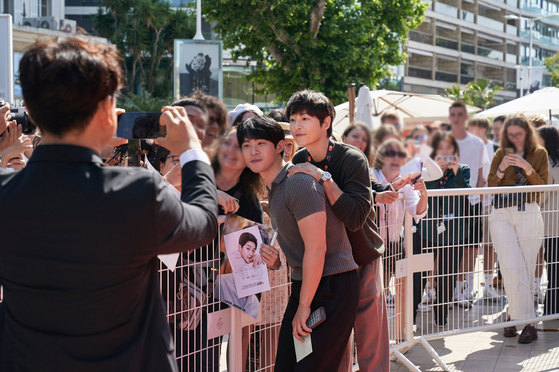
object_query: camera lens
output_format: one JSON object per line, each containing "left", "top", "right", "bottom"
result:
{"left": 12, "top": 112, "right": 37, "bottom": 135}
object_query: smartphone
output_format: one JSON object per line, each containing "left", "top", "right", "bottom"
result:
{"left": 505, "top": 147, "right": 515, "bottom": 155}
{"left": 117, "top": 112, "right": 164, "bottom": 139}
{"left": 443, "top": 155, "right": 456, "bottom": 164}
{"left": 306, "top": 306, "right": 326, "bottom": 330}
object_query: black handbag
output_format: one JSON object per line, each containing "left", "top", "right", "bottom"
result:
{"left": 494, "top": 155, "right": 528, "bottom": 211}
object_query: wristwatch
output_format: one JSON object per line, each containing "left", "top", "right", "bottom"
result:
{"left": 319, "top": 171, "right": 332, "bottom": 185}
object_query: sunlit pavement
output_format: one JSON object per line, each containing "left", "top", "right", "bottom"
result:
{"left": 390, "top": 320, "right": 559, "bottom": 372}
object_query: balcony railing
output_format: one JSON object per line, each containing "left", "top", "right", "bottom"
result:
{"left": 478, "top": 46, "right": 504, "bottom": 61}
{"left": 409, "top": 67, "right": 433, "bottom": 80}
{"left": 435, "top": 71, "right": 458, "bottom": 83}
{"left": 506, "top": 82, "right": 517, "bottom": 92}
{"left": 506, "top": 53, "right": 518, "bottom": 64}
{"left": 461, "top": 42, "right": 475, "bottom": 54}
{"left": 436, "top": 36, "right": 459, "bottom": 50}
{"left": 436, "top": 3, "right": 458, "bottom": 18}
{"left": 410, "top": 30, "right": 433, "bottom": 44}
{"left": 521, "top": 56, "right": 544, "bottom": 66}
{"left": 460, "top": 75, "right": 475, "bottom": 85}
{"left": 461, "top": 10, "right": 475, "bottom": 23}
{"left": 507, "top": 24, "right": 518, "bottom": 36}
{"left": 478, "top": 15, "right": 504, "bottom": 32}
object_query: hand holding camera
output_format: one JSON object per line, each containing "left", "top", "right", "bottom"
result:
{"left": 155, "top": 106, "right": 201, "bottom": 156}
{"left": 0, "top": 121, "right": 22, "bottom": 154}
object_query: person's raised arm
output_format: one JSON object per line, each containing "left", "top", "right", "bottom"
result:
{"left": 292, "top": 210, "right": 327, "bottom": 342}
{"left": 153, "top": 106, "right": 218, "bottom": 254}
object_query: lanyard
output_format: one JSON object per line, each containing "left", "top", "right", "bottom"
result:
{"left": 308, "top": 140, "right": 335, "bottom": 171}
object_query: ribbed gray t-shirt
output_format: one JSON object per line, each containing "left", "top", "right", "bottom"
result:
{"left": 268, "top": 163, "right": 357, "bottom": 281}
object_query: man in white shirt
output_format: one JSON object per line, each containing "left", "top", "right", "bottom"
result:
{"left": 449, "top": 101, "right": 490, "bottom": 306}
{"left": 467, "top": 117, "right": 500, "bottom": 299}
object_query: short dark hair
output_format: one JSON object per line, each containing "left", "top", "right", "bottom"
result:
{"left": 268, "top": 108, "right": 288, "bottom": 123}
{"left": 537, "top": 126, "right": 559, "bottom": 167}
{"left": 19, "top": 37, "right": 122, "bottom": 136}
{"left": 430, "top": 132, "right": 460, "bottom": 159}
{"left": 171, "top": 97, "right": 209, "bottom": 125}
{"left": 285, "top": 90, "right": 335, "bottom": 137}
{"left": 189, "top": 89, "right": 228, "bottom": 133}
{"left": 449, "top": 101, "right": 467, "bottom": 113}
{"left": 493, "top": 115, "right": 506, "bottom": 124}
{"left": 467, "top": 117, "right": 490, "bottom": 131}
{"left": 237, "top": 116, "right": 285, "bottom": 158}
{"left": 239, "top": 231, "right": 257, "bottom": 248}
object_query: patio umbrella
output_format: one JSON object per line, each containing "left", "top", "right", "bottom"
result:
{"left": 333, "top": 90, "right": 481, "bottom": 134}
{"left": 354, "top": 85, "right": 374, "bottom": 130}
{"left": 476, "top": 87, "right": 559, "bottom": 119}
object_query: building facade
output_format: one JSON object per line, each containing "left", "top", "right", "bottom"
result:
{"left": 404, "top": 0, "right": 559, "bottom": 104}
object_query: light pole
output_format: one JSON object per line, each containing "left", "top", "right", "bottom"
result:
{"left": 506, "top": 13, "right": 559, "bottom": 96}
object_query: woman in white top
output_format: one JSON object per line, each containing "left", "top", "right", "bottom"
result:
{"left": 537, "top": 126, "right": 559, "bottom": 316}
{"left": 371, "top": 138, "right": 428, "bottom": 341}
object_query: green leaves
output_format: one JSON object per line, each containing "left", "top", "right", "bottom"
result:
{"left": 92, "top": 0, "right": 195, "bottom": 95}
{"left": 443, "top": 80, "right": 503, "bottom": 110}
{"left": 203, "top": 0, "right": 428, "bottom": 104}
{"left": 544, "top": 52, "right": 559, "bottom": 88}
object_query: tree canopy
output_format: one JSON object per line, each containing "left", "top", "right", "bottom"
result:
{"left": 443, "top": 80, "right": 503, "bottom": 110}
{"left": 203, "top": 0, "right": 428, "bottom": 104}
{"left": 544, "top": 52, "right": 559, "bottom": 87}
{"left": 92, "top": 0, "right": 196, "bottom": 96}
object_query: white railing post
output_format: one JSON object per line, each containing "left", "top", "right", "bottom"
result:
{"left": 404, "top": 212, "right": 415, "bottom": 343}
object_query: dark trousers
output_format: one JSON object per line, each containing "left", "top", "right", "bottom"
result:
{"left": 413, "top": 237, "right": 463, "bottom": 324}
{"left": 545, "top": 237, "right": 559, "bottom": 316}
{"left": 274, "top": 270, "right": 359, "bottom": 372}
{"left": 431, "top": 243, "right": 463, "bottom": 323}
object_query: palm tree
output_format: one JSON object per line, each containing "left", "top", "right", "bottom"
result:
{"left": 468, "top": 80, "right": 503, "bottom": 110}
{"left": 146, "top": 1, "right": 173, "bottom": 93}
{"left": 443, "top": 83, "right": 472, "bottom": 105}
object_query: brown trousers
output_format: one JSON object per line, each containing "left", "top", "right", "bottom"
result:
{"left": 338, "top": 258, "right": 390, "bottom": 372}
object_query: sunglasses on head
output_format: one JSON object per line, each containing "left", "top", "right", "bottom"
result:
{"left": 385, "top": 149, "right": 407, "bottom": 159}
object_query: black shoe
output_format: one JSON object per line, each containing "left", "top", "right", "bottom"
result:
{"left": 518, "top": 325, "right": 538, "bottom": 344}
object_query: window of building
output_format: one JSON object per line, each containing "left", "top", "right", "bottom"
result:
{"left": 40, "top": 0, "right": 51, "bottom": 17}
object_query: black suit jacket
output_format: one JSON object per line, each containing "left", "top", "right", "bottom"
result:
{"left": 0, "top": 145, "right": 218, "bottom": 372}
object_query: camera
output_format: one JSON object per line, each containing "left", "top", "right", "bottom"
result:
{"left": 10, "top": 108, "right": 37, "bottom": 135}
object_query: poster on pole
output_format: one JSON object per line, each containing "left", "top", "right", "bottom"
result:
{"left": 174, "top": 39, "right": 222, "bottom": 100}
{"left": 516, "top": 66, "right": 545, "bottom": 97}
{"left": 0, "top": 15, "right": 14, "bottom": 104}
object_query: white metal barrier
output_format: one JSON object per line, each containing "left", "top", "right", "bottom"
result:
{"left": 392, "top": 184, "right": 559, "bottom": 372}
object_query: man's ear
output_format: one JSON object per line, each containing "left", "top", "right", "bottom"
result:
{"left": 98, "top": 95, "right": 115, "bottom": 128}
{"left": 238, "top": 244, "right": 242, "bottom": 252}
{"left": 276, "top": 139, "right": 285, "bottom": 154}
{"left": 322, "top": 116, "right": 332, "bottom": 132}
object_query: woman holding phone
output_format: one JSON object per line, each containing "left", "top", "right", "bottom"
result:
{"left": 420, "top": 132, "right": 471, "bottom": 327}
{"left": 371, "top": 139, "right": 428, "bottom": 341}
{"left": 488, "top": 113, "right": 548, "bottom": 344}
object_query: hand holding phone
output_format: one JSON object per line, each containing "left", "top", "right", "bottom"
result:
{"left": 305, "top": 307, "right": 326, "bottom": 330}
{"left": 155, "top": 106, "right": 202, "bottom": 156}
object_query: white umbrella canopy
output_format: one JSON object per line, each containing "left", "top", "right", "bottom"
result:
{"left": 333, "top": 90, "right": 481, "bottom": 135}
{"left": 354, "top": 85, "right": 374, "bottom": 130}
{"left": 476, "top": 87, "right": 559, "bottom": 118}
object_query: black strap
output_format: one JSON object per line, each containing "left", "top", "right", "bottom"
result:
{"left": 306, "top": 140, "right": 335, "bottom": 171}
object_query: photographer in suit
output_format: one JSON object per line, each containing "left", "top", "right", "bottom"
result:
{"left": 0, "top": 37, "right": 218, "bottom": 372}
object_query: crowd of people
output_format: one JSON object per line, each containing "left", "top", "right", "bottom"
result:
{"left": 0, "top": 36, "right": 558, "bottom": 372}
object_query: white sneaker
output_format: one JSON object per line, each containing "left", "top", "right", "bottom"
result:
{"left": 456, "top": 291, "right": 473, "bottom": 308}
{"left": 462, "top": 285, "right": 476, "bottom": 301}
{"left": 483, "top": 285, "right": 500, "bottom": 299}
{"left": 535, "top": 290, "right": 546, "bottom": 304}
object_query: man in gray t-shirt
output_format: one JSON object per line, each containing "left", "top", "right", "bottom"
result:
{"left": 237, "top": 116, "right": 359, "bottom": 372}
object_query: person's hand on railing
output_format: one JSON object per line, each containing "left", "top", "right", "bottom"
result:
{"left": 376, "top": 190, "right": 399, "bottom": 204}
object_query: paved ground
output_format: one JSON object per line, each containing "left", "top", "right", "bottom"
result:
{"left": 390, "top": 320, "right": 559, "bottom": 372}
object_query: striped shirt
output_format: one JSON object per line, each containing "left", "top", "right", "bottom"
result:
{"left": 267, "top": 163, "right": 357, "bottom": 281}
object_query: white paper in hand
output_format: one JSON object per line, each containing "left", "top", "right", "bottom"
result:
{"left": 293, "top": 334, "right": 313, "bottom": 363}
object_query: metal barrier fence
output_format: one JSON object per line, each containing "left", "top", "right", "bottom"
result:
{"left": 2, "top": 185, "right": 558, "bottom": 372}
{"left": 392, "top": 184, "right": 559, "bottom": 372}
